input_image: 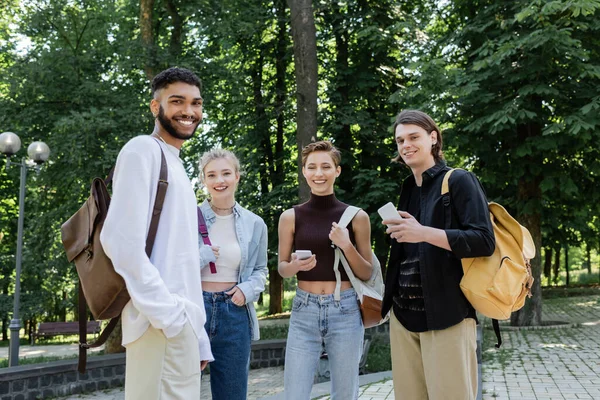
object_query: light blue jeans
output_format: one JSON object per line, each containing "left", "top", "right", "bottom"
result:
{"left": 284, "top": 287, "right": 364, "bottom": 400}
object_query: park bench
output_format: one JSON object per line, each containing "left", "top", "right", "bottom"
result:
{"left": 31, "top": 321, "right": 101, "bottom": 345}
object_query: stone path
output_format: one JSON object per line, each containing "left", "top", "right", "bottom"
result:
{"left": 481, "top": 295, "right": 600, "bottom": 400}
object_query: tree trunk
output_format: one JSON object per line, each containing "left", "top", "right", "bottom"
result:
{"left": 269, "top": 272, "right": 284, "bottom": 315}
{"left": 543, "top": 247, "right": 552, "bottom": 281}
{"left": 510, "top": 177, "right": 542, "bottom": 326}
{"left": 264, "top": 0, "right": 289, "bottom": 316}
{"left": 274, "top": 0, "right": 287, "bottom": 186}
{"left": 586, "top": 243, "right": 592, "bottom": 274}
{"left": 140, "top": 0, "right": 156, "bottom": 81}
{"left": 164, "top": 0, "right": 183, "bottom": 59}
{"left": 325, "top": 3, "right": 354, "bottom": 195}
{"left": 288, "top": 0, "right": 318, "bottom": 202}
{"left": 257, "top": 292, "right": 263, "bottom": 306}
{"left": 2, "top": 285, "right": 8, "bottom": 340}
{"left": 564, "top": 245, "right": 569, "bottom": 286}
{"left": 60, "top": 290, "right": 67, "bottom": 322}
{"left": 553, "top": 244, "right": 560, "bottom": 285}
{"left": 105, "top": 319, "right": 126, "bottom": 353}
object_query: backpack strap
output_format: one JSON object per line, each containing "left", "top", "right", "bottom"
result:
{"left": 442, "top": 168, "right": 503, "bottom": 348}
{"left": 78, "top": 139, "right": 168, "bottom": 373}
{"left": 442, "top": 169, "right": 455, "bottom": 230}
{"left": 197, "top": 207, "right": 217, "bottom": 273}
{"left": 333, "top": 206, "right": 361, "bottom": 300}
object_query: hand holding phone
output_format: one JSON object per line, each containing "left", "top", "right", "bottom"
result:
{"left": 378, "top": 202, "right": 402, "bottom": 226}
{"left": 294, "top": 250, "right": 313, "bottom": 260}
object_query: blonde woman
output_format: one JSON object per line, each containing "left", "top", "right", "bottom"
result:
{"left": 197, "top": 149, "right": 268, "bottom": 400}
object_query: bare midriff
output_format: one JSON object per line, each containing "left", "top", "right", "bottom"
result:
{"left": 298, "top": 280, "right": 352, "bottom": 295}
{"left": 202, "top": 281, "right": 237, "bottom": 292}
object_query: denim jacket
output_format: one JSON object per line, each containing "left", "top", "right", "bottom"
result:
{"left": 198, "top": 200, "right": 268, "bottom": 340}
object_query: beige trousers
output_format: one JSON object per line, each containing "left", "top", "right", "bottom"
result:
{"left": 124, "top": 322, "right": 201, "bottom": 400}
{"left": 390, "top": 313, "right": 477, "bottom": 400}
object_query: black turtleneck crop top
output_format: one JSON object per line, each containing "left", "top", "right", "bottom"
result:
{"left": 293, "top": 193, "right": 355, "bottom": 282}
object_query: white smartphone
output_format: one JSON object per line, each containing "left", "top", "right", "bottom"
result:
{"left": 295, "top": 250, "right": 313, "bottom": 260}
{"left": 378, "top": 202, "right": 402, "bottom": 226}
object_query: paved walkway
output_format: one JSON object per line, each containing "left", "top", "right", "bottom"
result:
{"left": 4, "top": 294, "right": 599, "bottom": 399}
{"left": 481, "top": 295, "right": 600, "bottom": 400}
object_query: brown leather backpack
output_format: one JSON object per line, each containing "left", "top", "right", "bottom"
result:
{"left": 61, "top": 139, "right": 168, "bottom": 372}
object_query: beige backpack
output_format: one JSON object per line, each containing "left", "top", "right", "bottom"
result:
{"left": 442, "top": 169, "right": 536, "bottom": 345}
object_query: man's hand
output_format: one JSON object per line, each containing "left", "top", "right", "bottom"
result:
{"left": 201, "top": 360, "right": 209, "bottom": 371}
{"left": 225, "top": 286, "right": 247, "bottom": 306}
{"left": 385, "top": 211, "right": 427, "bottom": 243}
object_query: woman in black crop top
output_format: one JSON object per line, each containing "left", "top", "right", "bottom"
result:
{"left": 278, "top": 141, "right": 373, "bottom": 400}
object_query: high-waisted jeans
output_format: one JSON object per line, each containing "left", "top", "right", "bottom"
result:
{"left": 203, "top": 289, "right": 252, "bottom": 400}
{"left": 284, "top": 287, "right": 364, "bottom": 400}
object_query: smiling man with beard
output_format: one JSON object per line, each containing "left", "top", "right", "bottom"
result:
{"left": 100, "top": 67, "right": 213, "bottom": 399}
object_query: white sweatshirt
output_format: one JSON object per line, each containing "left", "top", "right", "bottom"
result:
{"left": 100, "top": 135, "right": 213, "bottom": 362}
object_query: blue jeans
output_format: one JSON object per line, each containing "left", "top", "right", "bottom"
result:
{"left": 203, "top": 290, "right": 252, "bottom": 400}
{"left": 284, "top": 287, "right": 364, "bottom": 400}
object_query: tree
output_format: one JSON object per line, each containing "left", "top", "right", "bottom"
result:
{"left": 421, "top": 0, "right": 600, "bottom": 325}
{"left": 288, "top": 0, "right": 318, "bottom": 202}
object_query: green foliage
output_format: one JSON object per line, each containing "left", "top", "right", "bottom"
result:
{"left": 364, "top": 336, "right": 392, "bottom": 373}
{"left": 2, "top": 0, "right": 600, "bottom": 332}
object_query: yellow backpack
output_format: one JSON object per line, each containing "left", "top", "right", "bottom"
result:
{"left": 442, "top": 169, "right": 536, "bottom": 345}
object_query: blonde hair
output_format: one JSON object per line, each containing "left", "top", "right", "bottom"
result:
{"left": 198, "top": 148, "right": 241, "bottom": 182}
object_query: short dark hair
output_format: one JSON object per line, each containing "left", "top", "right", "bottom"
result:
{"left": 392, "top": 109, "right": 444, "bottom": 164}
{"left": 151, "top": 67, "right": 202, "bottom": 96}
{"left": 301, "top": 140, "right": 341, "bottom": 167}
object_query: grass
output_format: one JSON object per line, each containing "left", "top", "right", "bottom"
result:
{"left": 0, "top": 354, "right": 77, "bottom": 368}
{"left": 541, "top": 267, "right": 600, "bottom": 287}
{"left": 255, "top": 290, "right": 296, "bottom": 318}
{"left": 364, "top": 336, "right": 391, "bottom": 373}
{"left": 259, "top": 324, "right": 289, "bottom": 340}
{"left": 541, "top": 284, "right": 600, "bottom": 299}
{"left": 0, "top": 350, "right": 105, "bottom": 369}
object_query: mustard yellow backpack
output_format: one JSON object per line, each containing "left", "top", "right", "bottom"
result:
{"left": 442, "top": 169, "right": 536, "bottom": 346}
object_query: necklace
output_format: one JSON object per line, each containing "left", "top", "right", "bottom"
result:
{"left": 153, "top": 134, "right": 168, "bottom": 145}
{"left": 209, "top": 200, "right": 235, "bottom": 212}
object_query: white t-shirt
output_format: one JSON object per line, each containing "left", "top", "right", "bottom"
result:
{"left": 201, "top": 213, "right": 241, "bottom": 283}
{"left": 100, "top": 135, "right": 213, "bottom": 362}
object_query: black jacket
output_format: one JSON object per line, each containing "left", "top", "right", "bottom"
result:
{"left": 382, "top": 161, "right": 495, "bottom": 330}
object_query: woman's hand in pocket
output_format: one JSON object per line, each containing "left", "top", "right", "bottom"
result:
{"left": 225, "top": 286, "right": 246, "bottom": 306}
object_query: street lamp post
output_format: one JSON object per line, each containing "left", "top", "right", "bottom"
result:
{"left": 0, "top": 132, "right": 50, "bottom": 367}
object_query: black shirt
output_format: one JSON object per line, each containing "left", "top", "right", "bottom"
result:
{"left": 393, "top": 185, "right": 428, "bottom": 332}
{"left": 382, "top": 161, "right": 495, "bottom": 331}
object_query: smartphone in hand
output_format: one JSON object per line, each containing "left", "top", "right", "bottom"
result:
{"left": 378, "top": 202, "right": 402, "bottom": 226}
{"left": 295, "top": 250, "right": 313, "bottom": 260}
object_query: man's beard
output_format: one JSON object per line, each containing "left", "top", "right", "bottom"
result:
{"left": 157, "top": 105, "right": 200, "bottom": 141}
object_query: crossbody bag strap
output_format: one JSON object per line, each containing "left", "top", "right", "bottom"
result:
{"left": 78, "top": 139, "right": 169, "bottom": 373}
{"left": 197, "top": 207, "right": 217, "bottom": 273}
{"left": 333, "top": 206, "right": 362, "bottom": 301}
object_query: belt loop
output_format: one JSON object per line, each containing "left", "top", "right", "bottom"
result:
{"left": 303, "top": 290, "right": 309, "bottom": 305}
